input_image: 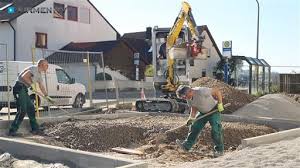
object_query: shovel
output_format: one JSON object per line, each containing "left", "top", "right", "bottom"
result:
{"left": 33, "top": 91, "right": 72, "bottom": 115}
{"left": 155, "top": 103, "right": 231, "bottom": 144}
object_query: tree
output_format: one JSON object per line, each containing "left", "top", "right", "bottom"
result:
{"left": 213, "top": 57, "right": 241, "bottom": 85}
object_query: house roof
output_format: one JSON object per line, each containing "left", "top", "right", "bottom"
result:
{"left": 47, "top": 39, "right": 150, "bottom": 64}
{"left": 0, "top": 0, "right": 46, "bottom": 22}
{"left": 45, "top": 40, "right": 119, "bottom": 63}
{"left": 61, "top": 41, "right": 119, "bottom": 53}
{"left": 0, "top": 0, "right": 120, "bottom": 38}
{"left": 122, "top": 38, "right": 151, "bottom": 64}
{"left": 122, "top": 31, "right": 146, "bottom": 40}
{"left": 122, "top": 25, "right": 222, "bottom": 58}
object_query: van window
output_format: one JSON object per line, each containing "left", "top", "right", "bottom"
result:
{"left": 56, "top": 69, "right": 71, "bottom": 84}
{"left": 95, "top": 73, "right": 112, "bottom": 81}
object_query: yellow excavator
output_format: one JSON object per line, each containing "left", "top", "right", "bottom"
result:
{"left": 135, "top": 1, "right": 204, "bottom": 113}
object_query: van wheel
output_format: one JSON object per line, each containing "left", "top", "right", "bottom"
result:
{"left": 72, "top": 94, "right": 84, "bottom": 108}
{"left": 30, "top": 95, "right": 40, "bottom": 108}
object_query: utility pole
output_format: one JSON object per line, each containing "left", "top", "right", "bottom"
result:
{"left": 256, "top": 0, "right": 260, "bottom": 93}
{"left": 256, "top": 0, "right": 260, "bottom": 59}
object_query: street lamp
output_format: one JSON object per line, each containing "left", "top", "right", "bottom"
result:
{"left": 256, "top": 0, "right": 260, "bottom": 59}
{"left": 255, "top": 0, "right": 260, "bottom": 93}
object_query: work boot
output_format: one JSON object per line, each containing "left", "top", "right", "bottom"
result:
{"left": 176, "top": 139, "right": 189, "bottom": 152}
{"left": 30, "top": 129, "right": 44, "bottom": 135}
{"left": 7, "top": 130, "right": 22, "bottom": 137}
{"left": 213, "top": 146, "right": 224, "bottom": 158}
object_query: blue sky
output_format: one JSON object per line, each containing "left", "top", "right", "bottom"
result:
{"left": 91, "top": 0, "right": 300, "bottom": 72}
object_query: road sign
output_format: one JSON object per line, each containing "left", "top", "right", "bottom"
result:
{"left": 222, "top": 41, "right": 232, "bottom": 58}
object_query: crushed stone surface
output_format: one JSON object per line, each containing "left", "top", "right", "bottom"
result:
{"left": 191, "top": 77, "right": 257, "bottom": 112}
{"left": 31, "top": 114, "right": 276, "bottom": 167}
{"left": 0, "top": 153, "right": 69, "bottom": 168}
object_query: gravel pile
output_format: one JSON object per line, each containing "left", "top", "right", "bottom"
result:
{"left": 42, "top": 119, "right": 146, "bottom": 152}
{"left": 191, "top": 77, "right": 256, "bottom": 112}
{"left": 38, "top": 114, "right": 275, "bottom": 164}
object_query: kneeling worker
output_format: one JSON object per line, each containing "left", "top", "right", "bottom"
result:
{"left": 8, "top": 59, "right": 53, "bottom": 136}
{"left": 175, "top": 85, "right": 225, "bottom": 157}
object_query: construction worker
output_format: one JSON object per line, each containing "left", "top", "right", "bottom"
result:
{"left": 8, "top": 59, "right": 53, "bottom": 136}
{"left": 175, "top": 85, "right": 225, "bottom": 157}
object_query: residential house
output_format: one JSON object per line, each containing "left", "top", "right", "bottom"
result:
{"left": 0, "top": 0, "right": 120, "bottom": 61}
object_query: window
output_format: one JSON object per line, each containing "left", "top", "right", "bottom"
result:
{"left": 56, "top": 69, "right": 71, "bottom": 84}
{"left": 35, "top": 32, "right": 47, "bottom": 48}
{"left": 53, "top": 3, "right": 65, "bottom": 19}
{"left": 95, "top": 73, "right": 112, "bottom": 81}
{"left": 67, "top": 6, "right": 78, "bottom": 21}
{"left": 80, "top": 7, "right": 90, "bottom": 24}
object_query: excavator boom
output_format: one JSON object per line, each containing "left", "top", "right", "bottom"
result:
{"left": 136, "top": 1, "right": 203, "bottom": 113}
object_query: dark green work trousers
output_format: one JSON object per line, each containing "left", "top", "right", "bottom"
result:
{"left": 9, "top": 82, "right": 39, "bottom": 133}
{"left": 182, "top": 111, "right": 224, "bottom": 152}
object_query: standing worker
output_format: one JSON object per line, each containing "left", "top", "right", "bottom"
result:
{"left": 175, "top": 85, "right": 225, "bottom": 157}
{"left": 8, "top": 59, "right": 53, "bottom": 136}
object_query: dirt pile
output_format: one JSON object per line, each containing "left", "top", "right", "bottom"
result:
{"left": 39, "top": 114, "right": 275, "bottom": 164}
{"left": 43, "top": 119, "right": 146, "bottom": 152}
{"left": 191, "top": 77, "right": 256, "bottom": 112}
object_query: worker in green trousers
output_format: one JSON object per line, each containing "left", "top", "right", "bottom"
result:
{"left": 8, "top": 59, "right": 53, "bottom": 136}
{"left": 175, "top": 85, "right": 224, "bottom": 157}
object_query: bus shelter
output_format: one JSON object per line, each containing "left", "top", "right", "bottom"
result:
{"left": 232, "top": 56, "right": 271, "bottom": 95}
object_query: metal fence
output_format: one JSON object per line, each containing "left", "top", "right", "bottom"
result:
{"left": 33, "top": 48, "right": 104, "bottom": 116}
{"left": 271, "top": 66, "right": 300, "bottom": 94}
{"left": 0, "top": 43, "right": 12, "bottom": 120}
{"left": 33, "top": 48, "right": 156, "bottom": 116}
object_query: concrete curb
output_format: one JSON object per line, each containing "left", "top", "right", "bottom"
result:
{"left": 241, "top": 127, "right": 300, "bottom": 148}
{"left": 0, "top": 137, "right": 147, "bottom": 168}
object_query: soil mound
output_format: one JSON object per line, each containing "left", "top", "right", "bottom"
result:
{"left": 191, "top": 77, "right": 256, "bottom": 112}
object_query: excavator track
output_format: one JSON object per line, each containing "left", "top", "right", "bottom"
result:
{"left": 135, "top": 98, "right": 187, "bottom": 113}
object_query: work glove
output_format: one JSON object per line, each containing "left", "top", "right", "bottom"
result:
{"left": 186, "top": 117, "right": 196, "bottom": 126}
{"left": 217, "top": 103, "right": 224, "bottom": 112}
{"left": 44, "top": 96, "right": 55, "bottom": 104}
{"left": 30, "top": 83, "right": 37, "bottom": 92}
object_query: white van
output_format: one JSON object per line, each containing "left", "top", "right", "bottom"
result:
{"left": 0, "top": 61, "right": 86, "bottom": 111}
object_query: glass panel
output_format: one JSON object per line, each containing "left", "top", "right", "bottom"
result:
{"left": 253, "top": 58, "right": 264, "bottom": 66}
{"left": 246, "top": 57, "right": 257, "bottom": 65}
{"left": 251, "top": 65, "right": 258, "bottom": 94}
{"left": 258, "top": 66, "right": 264, "bottom": 92}
{"left": 56, "top": 69, "right": 71, "bottom": 84}
{"left": 260, "top": 59, "right": 270, "bottom": 67}
{"left": 235, "top": 60, "right": 250, "bottom": 93}
{"left": 264, "top": 67, "right": 270, "bottom": 93}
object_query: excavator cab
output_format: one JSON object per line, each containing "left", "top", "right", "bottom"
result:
{"left": 149, "top": 26, "right": 191, "bottom": 94}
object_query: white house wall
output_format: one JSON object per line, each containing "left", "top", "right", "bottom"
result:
{"left": 0, "top": 21, "right": 15, "bottom": 61}
{"left": 189, "top": 30, "right": 221, "bottom": 79}
{"left": 15, "top": 0, "right": 118, "bottom": 61}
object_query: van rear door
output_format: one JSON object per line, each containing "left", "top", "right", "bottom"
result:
{"left": 54, "top": 68, "right": 73, "bottom": 105}
{"left": 0, "top": 62, "right": 17, "bottom": 106}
